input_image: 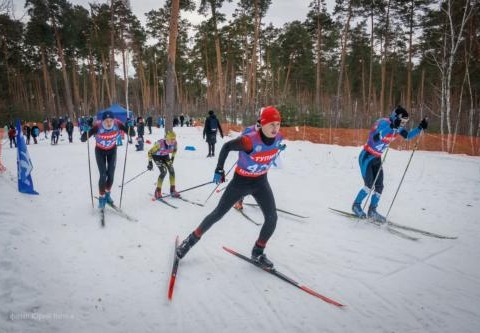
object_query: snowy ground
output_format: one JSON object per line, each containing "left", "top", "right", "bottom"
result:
{"left": 1, "top": 125, "right": 479, "bottom": 333}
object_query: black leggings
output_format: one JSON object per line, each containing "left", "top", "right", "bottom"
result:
{"left": 153, "top": 157, "right": 175, "bottom": 188}
{"left": 196, "top": 173, "right": 278, "bottom": 246}
{"left": 95, "top": 147, "right": 117, "bottom": 194}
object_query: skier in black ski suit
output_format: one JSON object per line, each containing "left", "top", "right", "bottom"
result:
{"left": 203, "top": 110, "right": 224, "bottom": 157}
{"left": 176, "top": 106, "right": 285, "bottom": 269}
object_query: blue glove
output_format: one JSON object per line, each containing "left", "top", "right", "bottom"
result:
{"left": 279, "top": 144, "right": 286, "bottom": 151}
{"left": 213, "top": 167, "right": 225, "bottom": 184}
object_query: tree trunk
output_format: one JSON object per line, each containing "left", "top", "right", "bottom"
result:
{"left": 109, "top": 0, "right": 116, "bottom": 104}
{"left": 165, "top": 0, "right": 180, "bottom": 133}
{"left": 379, "top": 0, "right": 391, "bottom": 114}
{"left": 210, "top": 5, "right": 225, "bottom": 117}
{"left": 335, "top": 0, "right": 353, "bottom": 127}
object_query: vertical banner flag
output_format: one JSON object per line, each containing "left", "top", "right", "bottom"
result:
{"left": 16, "top": 119, "right": 39, "bottom": 195}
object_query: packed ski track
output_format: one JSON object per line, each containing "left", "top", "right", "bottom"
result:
{"left": 1, "top": 126, "right": 479, "bottom": 333}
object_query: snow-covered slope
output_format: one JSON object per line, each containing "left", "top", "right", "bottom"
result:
{"left": 1, "top": 126, "right": 479, "bottom": 333}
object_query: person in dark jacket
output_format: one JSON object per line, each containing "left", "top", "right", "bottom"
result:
{"left": 51, "top": 117, "right": 60, "bottom": 145}
{"left": 146, "top": 115, "right": 153, "bottom": 134}
{"left": 65, "top": 118, "right": 74, "bottom": 143}
{"left": 135, "top": 117, "right": 145, "bottom": 151}
{"left": 203, "top": 110, "right": 224, "bottom": 157}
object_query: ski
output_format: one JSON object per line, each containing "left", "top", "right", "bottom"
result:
{"left": 223, "top": 246, "right": 344, "bottom": 307}
{"left": 94, "top": 197, "right": 138, "bottom": 222}
{"left": 234, "top": 207, "right": 261, "bottom": 225}
{"left": 149, "top": 194, "right": 179, "bottom": 209}
{"left": 106, "top": 202, "right": 138, "bottom": 222}
{"left": 329, "top": 207, "right": 419, "bottom": 241}
{"left": 387, "top": 220, "right": 457, "bottom": 239}
{"left": 329, "top": 207, "right": 456, "bottom": 239}
{"left": 244, "top": 202, "right": 309, "bottom": 219}
{"left": 99, "top": 208, "right": 105, "bottom": 227}
{"left": 168, "top": 236, "right": 180, "bottom": 300}
{"left": 178, "top": 197, "right": 204, "bottom": 206}
{"left": 168, "top": 195, "right": 204, "bottom": 207}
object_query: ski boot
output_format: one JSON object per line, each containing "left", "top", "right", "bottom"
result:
{"left": 352, "top": 202, "right": 367, "bottom": 219}
{"left": 251, "top": 245, "right": 274, "bottom": 269}
{"left": 170, "top": 185, "right": 181, "bottom": 198}
{"left": 98, "top": 196, "right": 107, "bottom": 209}
{"left": 104, "top": 191, "right": 114, "bottom": 205}
{"left": 176, "top": 232, "right": 200, "bottom": 259}
{"left": 154, "top": 187, "right": 162, "bottom": 199}
{"left": 368, "top": 206, "right": 386, "bottom": 223}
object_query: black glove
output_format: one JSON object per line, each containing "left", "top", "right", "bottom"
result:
{"left": 373, "top": 133, "right": 381, "bottom": 142}
{"left": 80, "top": 132, "right": 88, "bottom": 142}
{"left": 279, "top": 143, "right": 286, "bottom": 151}
{"left": 147, "top": 160, "right": 153, "bottom": 171}
{"left": 390, "top": 118, "right": 402, "bottom": 129}
{"left": 213, "top": 167, "right": 226, "bottom": 184}
{"left": 418, "top": 117, "right": 428, "bottom": 130}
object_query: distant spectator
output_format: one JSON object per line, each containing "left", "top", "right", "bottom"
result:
{"left": 8, "top": 125, "right": 16, "bottom": 148}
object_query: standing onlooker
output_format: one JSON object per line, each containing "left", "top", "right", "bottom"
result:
{"left": 8, "top": 125, "right": 16, "bottom": 148}
{"left": 203, "top": 110, "right": 224, "bottom": 157}
{"left": 31, "top": 123, "right": 40, "bottom": 144}
{"left": 146, "top": 115, "right": 153, "bottom": 134}
{"left": 126, "top": 118, "right": 135, "bottom": 144}
{"left": 180, "top": 114, "right": 185, "bottom": 127}
{"left": 43, "top": 118, "right": 49, "bottom": 139}
{"left": 66, "top": 118, "right": 74, "bottom": 143}
{"left": 51, "top": 117, "right": 60, "bottom": 145}
{"left": 23, "top": 123, "right": 31, "bottom": 145}
{"left": 135, "top": 117, "right": 145, "bottom": 151}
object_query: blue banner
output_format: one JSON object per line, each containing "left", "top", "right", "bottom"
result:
{"left": 16, "top": 119, "right": 39, "bottom": 195}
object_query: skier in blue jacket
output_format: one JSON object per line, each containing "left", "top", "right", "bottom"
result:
{"left": 352, "top": 106, "right": 428, "bottom": 222}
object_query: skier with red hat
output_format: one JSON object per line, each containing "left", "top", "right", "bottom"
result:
{"left": 176, "top": 106, "right": 285, "bottom": 268}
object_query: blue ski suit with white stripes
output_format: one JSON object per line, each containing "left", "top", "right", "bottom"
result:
{"left": 353, "top": 112, "right": 422, "bottom": 210}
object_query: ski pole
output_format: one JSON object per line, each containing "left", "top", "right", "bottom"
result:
{"left": 118, "top": 169, "right": 149, "bottom": 188}
{"left": 384, "top": 132, "right": 424, "bottom": 220}
{"left": 86, "top": 134, "right": 94, "bottom": 209}
{"left": 119, "top": 125, "right": 132, "bottom": 208}
{"left": 203, "top": 162, "right": 236, "bottom": 205}
{"left": 361, "top": 147, "right": 390, "bottom": 214}
{"left": 161, "top": 181, "right": 214, "bottom": 199}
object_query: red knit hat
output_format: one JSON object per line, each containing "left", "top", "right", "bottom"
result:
{"left": 260, "top": 106, "right": 281, "bottom": 125}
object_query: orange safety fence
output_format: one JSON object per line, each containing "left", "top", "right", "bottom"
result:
{"left": 220, "top": 124, "right": 480, "bottom": 157}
